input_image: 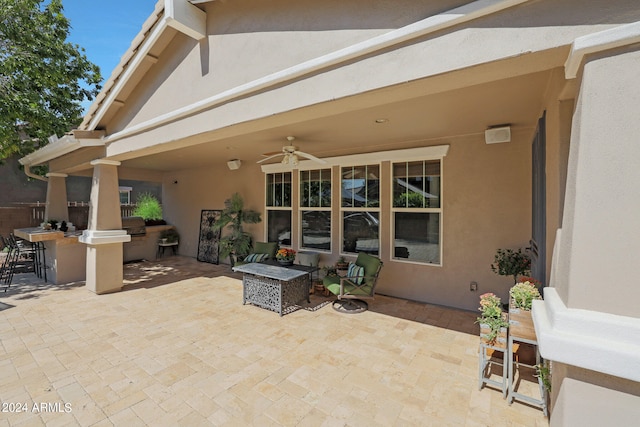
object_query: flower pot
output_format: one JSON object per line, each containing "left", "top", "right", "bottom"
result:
{"left": 509, "top": 299, "right": 537, "bottom": 340}
{"left": 479, "top": 324, "right": 508, "bottom": 348}
{"left": 277, "top": 259, "right": 294, "bottom": 266}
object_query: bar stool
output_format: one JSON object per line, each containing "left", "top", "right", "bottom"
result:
{"left": 2, "top": 234, "right": 46, "bottom": 290}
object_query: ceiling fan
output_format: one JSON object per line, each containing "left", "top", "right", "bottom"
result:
{"left": 257, "top": 136, "right": 326, "bottom": 165}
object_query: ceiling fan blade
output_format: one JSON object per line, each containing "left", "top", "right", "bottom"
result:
{"left": 257, "top": 153, "right": 284, "bottom": 163}
{"left": 261, "top": 151, "right": 282, "bottom": 157}
{"left": 294, "top": 150, "right": 327, "bottom": 164}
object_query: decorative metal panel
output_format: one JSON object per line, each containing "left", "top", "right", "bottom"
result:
{"left": 197, "top": 209, "right": 222, "bottom": 264}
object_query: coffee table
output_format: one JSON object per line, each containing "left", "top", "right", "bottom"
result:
{"left": 232, "top": 262, "right": 315, "bottom": 316}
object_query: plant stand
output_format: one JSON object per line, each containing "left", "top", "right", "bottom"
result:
{"left": 478, "top": 325, "right": 508, "bottom": 397}
{"left": 507, "top": 301, "right": 548, "bottom": 416}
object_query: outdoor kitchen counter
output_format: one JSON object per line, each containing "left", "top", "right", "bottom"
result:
{"left": 14, "top": 227, "right": 87, "bottom": 285}
{"left": 14, "top": 227, "right": 65, "bottom": 242}
{"left": 14, "top": 225, "right": 175, "bottom": 285}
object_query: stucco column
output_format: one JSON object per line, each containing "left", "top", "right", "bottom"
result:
{"left": 533, "top": 44, "right": 640, "bottom": 425}
{"left": 44, "top": 173, "right": 69, "bottom": 222}
{"left": 79, "top": 160, "right": 131, "bottom": 294}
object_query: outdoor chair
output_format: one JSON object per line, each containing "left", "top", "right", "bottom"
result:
{"left": 235, "top": 241, "right": 279, "bottom": 266}
{"left": 323, "top": 252, "right": 383, "bottom": 313}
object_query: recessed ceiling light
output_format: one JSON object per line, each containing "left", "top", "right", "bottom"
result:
{"left": 374, "top": 118, "right": 388, "bottom": 124}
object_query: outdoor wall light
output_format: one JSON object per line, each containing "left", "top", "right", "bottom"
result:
{"left": 227, "top": 159, "right": 242, "bottom": 170}
{"left": 485, "top": 125, "right": 511, "bottom": 144}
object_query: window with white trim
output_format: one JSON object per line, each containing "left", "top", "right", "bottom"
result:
{"left": 341, "top": 165, "right": 379, "bottom": 255}
{"left": 266, "top": 172, "right": 292, "bottom": 246}
{"left": 119, "top": 186, "right": 132, "bottom": 205}
{"left": 300, "top": 168, "right": 331, "bottom": 251}
{"left": 392, "top": 160, "right": 441, "bottom": 264}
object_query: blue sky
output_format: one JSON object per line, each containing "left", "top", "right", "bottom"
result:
{"left": 62, "top": 0, "right": 158, "bottom": 95}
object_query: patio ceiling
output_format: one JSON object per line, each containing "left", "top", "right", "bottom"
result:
{"left": 117, "top": 67, "right": 554, "bottom": 173}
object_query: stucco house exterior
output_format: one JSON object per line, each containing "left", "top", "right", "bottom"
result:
{"left": 18, "top": 0, "right": 640, "bottom": 424}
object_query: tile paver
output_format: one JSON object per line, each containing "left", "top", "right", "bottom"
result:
{"left": 0, "top": 255, "right": 547, "bottom": 426}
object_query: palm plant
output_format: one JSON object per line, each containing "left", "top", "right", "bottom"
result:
{"left": 212, "top": 193, "right": 261, "bottom": 265}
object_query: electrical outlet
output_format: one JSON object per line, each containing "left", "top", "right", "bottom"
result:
{"left": 470, "top": 281, "right": 478, "bottom": 291}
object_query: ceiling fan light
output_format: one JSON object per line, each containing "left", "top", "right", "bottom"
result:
{"left": 291, "top": 154, "right": 299, "bottom": 166}
{"left": 281, "top": 154, "right": 289, "bottom": 165}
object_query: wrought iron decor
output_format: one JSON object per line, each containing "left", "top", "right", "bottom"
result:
{"left": 197, "top": 209, "right": 222, "bottom": 264}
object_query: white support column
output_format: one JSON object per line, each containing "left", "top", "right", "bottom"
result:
{"left": 44, "top": 172, "right": 69, "bottom": 222}
{"left": 79, "top": 159, "right": 131, "bottom": 294}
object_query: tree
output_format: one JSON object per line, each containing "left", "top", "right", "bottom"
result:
{"left": 0, "top": 0, "right": 101, "bottom": 161}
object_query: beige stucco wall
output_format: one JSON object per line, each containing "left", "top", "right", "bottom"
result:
{"left": 104, "top": 0, "right": 640, "bottom": 149}
{"left": 376, "top": 132, "right": 533, "bottom": 310}
{"left": 161, "top": 163, "right": 265, "bottom": 263}
{"left": 543, "top": 44, "right": 640, "bottom": 425}
{"left": 554, "top": 47, "right": 640, "bottom": 317}
{"left": 161, "top": 128, "right": 534, "bottom": 311}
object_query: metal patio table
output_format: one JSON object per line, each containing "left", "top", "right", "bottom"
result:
{"left": 232, "top": 262, "right": 315, "bottom": 316}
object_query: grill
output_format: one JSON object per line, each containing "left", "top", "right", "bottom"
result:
{"left": 122, "top": 216, "right": 146, "bottom": 236}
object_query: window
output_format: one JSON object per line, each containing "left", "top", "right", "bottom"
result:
{"left": 266, "top": 172, "right": 292, "bottom": 246}
{"left": 341, "top": 165, "right": 379, "bottom": 255}
{"left": 300, "top": 169, "right": 331, "bottom": 251}
{"left": 119, "top": 186, "right": 132, "bottom": 205}
{"left": 392, "top": 160, "right": 441, "bottom": 264}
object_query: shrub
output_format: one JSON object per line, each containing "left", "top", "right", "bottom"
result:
{"left": 133, "top": 193, "right": 162, "bottom": 220}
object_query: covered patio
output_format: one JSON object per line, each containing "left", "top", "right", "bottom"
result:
{"left": 0, "top": 256, "right": 546, "bottom": 426}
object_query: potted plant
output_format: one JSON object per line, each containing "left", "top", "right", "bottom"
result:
{"left": 508, "top": 278, "right": 542, "bottom": 340}
{"left": 477, "top": 292, "right": 509, "bottom": 347}
{"left": 275, "top": 248, "right": 296, "bottom": 265}
{"left": 491, "top": 247, "right": 531, "bottom": 284}
{"left": 335, "top": 256, "right": 348, "bottom": 270}
{"left": 509, "top": 278, "right": 542, "bottom": 311}
{"left": 133, "top": 193, "right": 166, "bottom": 226}
{"left": 322, "top": 264, "right": 338, "bottom": 277}
{"left": 212, "top": 193, "right": 261, "bottom": 266}
{"left": 160, "top": 228, "right": 179, "bottom": 244}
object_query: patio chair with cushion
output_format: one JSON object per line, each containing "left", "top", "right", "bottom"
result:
{"left": 235, "top": 241, "right": 279, "bottom": 266}
{"left": 323, "top": 252, "right": 383, "bottom": 313}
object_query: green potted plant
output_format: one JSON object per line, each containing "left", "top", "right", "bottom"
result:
{"left": 133, "top": 193, "right": 165, "bottom": 225}
{"left": 476, "top": 292, "right": 509, "bottom": 347}
{"left": 335, "top": 256, "right": 348, "bottom": 270}
{"left": 212, "top": 193, "right": 261, "bottom": 266}
{"left": 491, "top": 247, "right": 531, "bottom": 284}
{"left": 508, "top": 277, "right": 543, "bottom": 340}
{"left": 160, "top": 228, "right": 179, "bottom": 244}
{"left": 509, "top": 278, "right": 542, "bottom": 311}
{"left": 322, "top": 264, "right": 338, "bottom": 277}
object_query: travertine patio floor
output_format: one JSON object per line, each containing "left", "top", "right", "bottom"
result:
{"left": 0, "top": 256, "right": 548, "bottom": 426}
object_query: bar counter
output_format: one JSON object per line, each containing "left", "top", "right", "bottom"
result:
{"left": 14, "top": 227, "right": 86, "bottom": 285}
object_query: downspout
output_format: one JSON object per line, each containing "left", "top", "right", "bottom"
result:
{"left": 102, "top": 0, "right": 531, "bottom": 143}
{"left": 23, "top": 164, "right": 48, "bottom": 182}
